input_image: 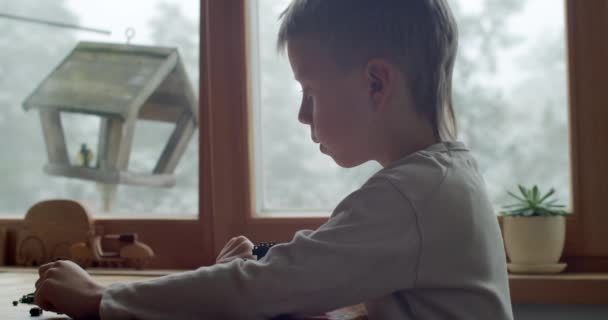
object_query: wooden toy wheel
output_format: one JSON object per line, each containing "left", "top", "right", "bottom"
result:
{"left": 18, "top": 236, "right": 46, "bottom": 266}
{"left": 69, "top": 242, "right": 93, "bottom": 268}
{"left": 127, "top": 258, "right": 149, "bottom": 270}
{"left": 73, "top": 257, "right": 93, "bottom": 268}
{"left": 50, "top": 242, "right": 72, "bottom": 261}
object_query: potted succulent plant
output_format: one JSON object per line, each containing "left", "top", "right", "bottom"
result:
{"left": 500, "top": 185, "right": 570, "bottom": 274}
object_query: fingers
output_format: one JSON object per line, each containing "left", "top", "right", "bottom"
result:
{"left": 229, "top": 236, "right": 254, "bottom": 251}
{"left": 216, "top": 236, "right": 255, "bottom": 264}
{"left": 231, "top": 236, "right": 252, "bottom": 246}
{"left": 35, "top": 260, "right": 75, "bottom": 292}
{"left": 216, "top": 256, "right": 237, "bottom": 264}
{"left": 225, "top": 236, "right": 251, "bottom": 252}
{"left": 240, "top": 253, "right": 257, "bottom": 260}
{"left": 216, "top": 253, "right": 257, "bottom": 264}
{"left": 36, "top": 261, "right": 60, "bottom": 290}
{"left": 224, "top": 238, "right": 254, "bottom": 258}
{"left": 38, "top": 261, "right": 57, "bottom": 277}
{"left": 238, "top": 236, "right": 254, "bottom": 247}
{"left": 218, "top": 236, "right": 251, "bottom": 256}
{"left": 216, "top": 237, "right": 237, "bottom": 260}
{"left": 33, "top": 260, "right": 101, "bottom": 319}
{"left": 34, "top": 279, "right": 59, "bottom": 313}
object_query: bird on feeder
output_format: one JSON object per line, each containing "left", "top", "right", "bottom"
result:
{"left": 75, "top": 143, "right": 95, "bottom": 168}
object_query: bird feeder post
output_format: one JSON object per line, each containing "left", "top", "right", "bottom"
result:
{"left": 39, "top": 109, "right": 69, "bottom": 164}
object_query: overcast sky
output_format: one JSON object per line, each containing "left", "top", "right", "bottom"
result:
{"left": 64, "top": 0, "right": 199, "bottom": 44}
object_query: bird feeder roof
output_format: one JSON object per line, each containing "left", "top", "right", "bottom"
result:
{"left": 22, "top": 41, "right": 198, "bottom": 123}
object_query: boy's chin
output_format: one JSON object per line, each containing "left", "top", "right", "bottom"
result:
{"left": 323, "top": 147, "right": 367, "bottom": 168}
{"left": 334, "top": 161, "right": 361, "bottom": 169}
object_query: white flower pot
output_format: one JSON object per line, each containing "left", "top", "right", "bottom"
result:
{"left": 503, "top": 216, "right": 566, "bottom": 273}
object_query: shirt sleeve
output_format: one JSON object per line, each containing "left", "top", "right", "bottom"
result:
{"left": 99, "top": 177, "right": 421, "bottom": 320}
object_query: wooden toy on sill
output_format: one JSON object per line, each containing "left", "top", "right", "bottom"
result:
{"left": 17, "top": 200, "right": 93, "bottom": 267}
{"left": 70, "top": 232, "right": 154, "bottom": 270}
{"left": 22, "top": 41, "right": 198, "bottom": 212}
{"left": 0, "top": 227, "right": 6, "bottom": 266}
{"left": 16, "top": 199, "right": 154, "bottom": 269}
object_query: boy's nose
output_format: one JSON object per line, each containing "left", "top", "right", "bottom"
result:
{"left": 298, "top": 102, "right": 312, "bottom": 125}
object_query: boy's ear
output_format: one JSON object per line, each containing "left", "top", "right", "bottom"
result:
{"left": 365, "top": 59, "right": 393, "bottom": 110}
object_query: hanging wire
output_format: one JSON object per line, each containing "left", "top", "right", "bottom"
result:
{"left": 0, "top": 12, "right": 111, "bottom": 35}
{"left": 125, "top": 27, "right": 135, "bottom": 45}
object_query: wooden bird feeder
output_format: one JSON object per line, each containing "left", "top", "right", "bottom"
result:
{"left": 22, "top": 41, "right": 198, "bottom": 190}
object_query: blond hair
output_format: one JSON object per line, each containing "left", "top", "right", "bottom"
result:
{"left": 277, "top": 0, "right": 458, "bottom": 141}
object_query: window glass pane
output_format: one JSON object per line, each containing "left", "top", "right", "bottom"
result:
{"left": 0, "top": 0, "right": 199, "bottom": 216}
{"left": 251, "top": 0, "right": 570, "bottom": 215}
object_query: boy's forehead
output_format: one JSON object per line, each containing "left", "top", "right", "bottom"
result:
{"left": 287, "top": 37, "right": 331, "bottom": 81}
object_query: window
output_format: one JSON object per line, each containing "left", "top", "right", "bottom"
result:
{"left": 0, "top": 0, "right": 199, "bottom": 216}
{"left": 208, "top": 0, "right": 608, "bottom": 272}
{"left": 249, "top": 0, "right": 570, "bottom": 216}
{"left": 0, "top": 0, "right": 208, "bottom": 269}
{"left": 2, "top": 0, "right": 607, "bottom": 272}
{"left": 450, "top": 0, "right": 569, "bottom": 207}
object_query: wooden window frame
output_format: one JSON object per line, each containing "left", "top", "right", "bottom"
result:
{"left": 202, "top": 0, "right": 326, "bottom": 258}
{"left": 559, "top": 0, "right": 608, "bottom": 272}
{"left": 1, "top": 0, "right": 607, "bottom": 280}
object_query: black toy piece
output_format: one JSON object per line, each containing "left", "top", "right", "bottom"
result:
{"left": 252, "top": 242, "right": 276, "bottom": 260}
{"left": 12, "top": 293, "right": 43, "bottom": 317}
{"left": 29, "top": 307, "right": 43, "bottom": 317}
{"left": 12, "top": 292, "right": 35, "bottom": 306}
{"left": 19, "top": 292, "right": 36, "bottom": 305}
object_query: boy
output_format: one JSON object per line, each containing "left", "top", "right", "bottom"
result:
{"left": 34, "top": 0, "right": 513, "bottom": 319}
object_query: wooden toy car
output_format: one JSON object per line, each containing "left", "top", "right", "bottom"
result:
{"left": 70, "top": 232, "right": 154, "bottom": 270}
{"left": 16, "top": 199, "right": 154, "bottom": 269}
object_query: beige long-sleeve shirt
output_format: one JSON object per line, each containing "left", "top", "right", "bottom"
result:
{"left": 100, "top": 141, "right": 513, "bottom": 319}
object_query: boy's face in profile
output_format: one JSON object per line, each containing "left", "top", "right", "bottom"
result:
{"left": 287, "top": 37, "right": 376, "bottom": 168}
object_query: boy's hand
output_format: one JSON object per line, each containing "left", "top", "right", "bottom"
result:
{"left": 216, "top": 235, "right": 256, "bottom": 264}
{"left": 34, "top": 260, "right": 105, "bottom": 320}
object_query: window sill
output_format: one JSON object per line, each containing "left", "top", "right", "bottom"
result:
{"left": 510, "top": 273, "right": 608, "bottom": 304}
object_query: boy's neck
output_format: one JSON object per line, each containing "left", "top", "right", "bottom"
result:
{"left": 380, "top": 136, "right": 440, "bottom": 168}
{"left": 376, "top": 116, "right": 441, "bottom": 168}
